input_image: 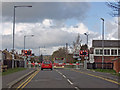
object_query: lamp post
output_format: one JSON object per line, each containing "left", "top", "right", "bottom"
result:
{"left": 84, "top": 33, "right": 89, "bottom": 46}
{"left": 12, "top": 5, "right": 32, "bottom": 68}
{"left": 84, "top": 33, "right": 89, "bottom": 69}
{"left": 24, "top": 35, "right": 34, "bottom": 68}
{"left": 101, "top": 18, "right": 104, "bottom": 69}
{"left": 39, "top": 46, "right": 41, "bottom": 62}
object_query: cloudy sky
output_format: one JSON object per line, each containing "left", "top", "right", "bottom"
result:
{"left": 1, "top": 0, "right": 118, "bottom": 55}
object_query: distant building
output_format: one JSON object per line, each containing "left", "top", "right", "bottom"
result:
{"left": 90, "top": 40, "right": 120, "bottom": 63}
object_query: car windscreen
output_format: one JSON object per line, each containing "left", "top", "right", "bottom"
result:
{"left": 43, "top": 61, "right": 51, "bottom": 64}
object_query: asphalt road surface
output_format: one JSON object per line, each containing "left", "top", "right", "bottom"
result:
{"left": 16, "top": 68, "right": 119, "bottom": 90}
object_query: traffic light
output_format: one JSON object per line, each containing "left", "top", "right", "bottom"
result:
{"left": 80, "top": 51, "right": 86, "bottom": 55}
{"left": 25, "top": 50, "right": 28, "bottom": 55}
{"left": 24, "top": 50, "right": 32, "bottom": 56}
{"left": 79, "top": 50, "right": 88, "bottom": 56}
{"left": 27, "top": 50, "right": 32, "bottom": 55}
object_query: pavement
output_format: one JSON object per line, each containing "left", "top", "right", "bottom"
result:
{"left": 2, "top": 68, "right": 36, "bottom": 88}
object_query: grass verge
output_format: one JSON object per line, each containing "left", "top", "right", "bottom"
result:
{"left": 90, "top": 69, "right": 117, "bottom": 75}
{"left": 2, "top": 67, "right": 27, "bottom": 76}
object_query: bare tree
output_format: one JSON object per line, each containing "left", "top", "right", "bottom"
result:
{"left": 73, "top": 33, "right": 82, "bottom": 53}
{"left": 106, "top": 0, "right": 120, "bottom": 17}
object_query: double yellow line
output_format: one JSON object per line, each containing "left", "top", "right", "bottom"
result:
{"left": 72, "top": 69, "right": 120, "bottom": 85}
{"left": 16, "top": 70, "right": 40, "bottom": 90}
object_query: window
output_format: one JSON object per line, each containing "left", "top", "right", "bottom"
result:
{"left": 95, "top": 49, "right": 99, "bottom": 54}
{"left": 100, "top": 49, "right": 103, "bottom": 55}
{"left": 111, "top": 49, "right": 117, "bottom": 55}
{"left": 115, "top": 50, "right": 117, "bottom": 55}
{"left": 118, "top": 49, "right": 120, "bottom": 55}
{"left": 104, "top": 49, "right": 110, "bottom": 55}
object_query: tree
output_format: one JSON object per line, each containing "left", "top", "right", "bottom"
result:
{"left": 73, "top": 33, "right": 82, "bottom": 53}
{"left": 106, "top": 0, "right": 120, "bottom": 17}
{"left": 51, "top": 47, "right": 66, "bottom": 62}
{"left": 81, "top": 44, "right": 88, "bottom": 50}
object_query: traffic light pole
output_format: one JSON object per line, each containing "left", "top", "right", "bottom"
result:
{"left": 84, "top": 57, "right": 87, "bottom": 69}
{"left": 23, "top": 35, "right": 34, "bottom": 68}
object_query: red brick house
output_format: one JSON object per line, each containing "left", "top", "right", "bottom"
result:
{"left": 90, "top": 40, "right": 120, "bottom": 63}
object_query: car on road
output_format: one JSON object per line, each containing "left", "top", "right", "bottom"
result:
{"left": 41, "top": 60, "right": 53, "bottom": 70}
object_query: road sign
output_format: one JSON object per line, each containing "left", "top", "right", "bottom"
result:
{"left": 73, "top": 53, "right": 79, "bottom": 58}
{"left": 77, "top": 58, "right": 81, "bottom": 60}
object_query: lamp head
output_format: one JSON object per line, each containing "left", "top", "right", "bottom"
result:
{"left": 101, "top": 18, "right": 104, "bottom": 21}
{"left": 84, "top": 33, "right": 87, "bottom": 35}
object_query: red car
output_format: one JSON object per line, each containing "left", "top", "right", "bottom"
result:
{"left": 41, "top": 61, "right": 53, "bottom": 70}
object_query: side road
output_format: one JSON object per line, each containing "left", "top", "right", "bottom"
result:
{"left": 2, "top": 68, "right": 36, "bottom": 88}
{"left": 74, "top": 68, "right": 119, "bottom": 82}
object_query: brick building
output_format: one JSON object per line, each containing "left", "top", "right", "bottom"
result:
{"left": 90, "top": 40, "right": 120, "bottom": 63}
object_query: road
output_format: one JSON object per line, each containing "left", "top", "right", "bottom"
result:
{"left": 15, "top": 68, "right": 119, "bottom": 90}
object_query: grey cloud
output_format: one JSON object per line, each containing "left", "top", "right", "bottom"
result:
{"left": 2, "top": 2, "right": 90, "bottom": 23}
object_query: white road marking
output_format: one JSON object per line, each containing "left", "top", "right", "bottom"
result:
{"left": 67, "top": 79, "right": 73, "bottom": 85}
{"left": 59, "top": 72, "right": 63, "bottom": 75}
{"left": 62, "top": 75, "right": 66, "bottom": 78}
{"left": 55, "top": 70, "right": 74, "bottom": 85}
{"left": 75, "top": 87, "right": 80, "bottom": 90}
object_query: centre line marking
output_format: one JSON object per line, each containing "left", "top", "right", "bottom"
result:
{"left": 62, "top": 75, "right": 66, "bottom": 78}
{"left": 75, "top": 87, "right": 80, "bottom": 90}
{"left": 67, "top": 79, "right": 73, "bottom": 85}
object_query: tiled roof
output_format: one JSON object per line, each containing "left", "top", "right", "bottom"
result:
{"left": 92, "top": 40, "right": 120, "bottom": 48}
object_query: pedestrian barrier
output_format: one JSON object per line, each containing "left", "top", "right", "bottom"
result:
{"left": 87, "top": 62, "right": 113, "bottom": 69}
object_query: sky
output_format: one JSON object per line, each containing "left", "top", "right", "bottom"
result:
{"left": 1, "top": 0, "right": 118, "bottom": 55}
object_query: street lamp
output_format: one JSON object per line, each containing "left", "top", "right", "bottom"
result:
{"left": 84, "top": 33, "right": 89, "bottom": 46}
{"left": 84, "top": 33, "right": 89, "bottom": 69}
{"left": 13, "top": 5, "right": 32, "bottom": 52}
{"left": 101, "top": 18, "right": 105, "bottom": 69}
{"left": 24, "top": 35, "right": 34, "bottom": 68}
{"left": 12, "top": 5, "right": 32, "bottom": 68}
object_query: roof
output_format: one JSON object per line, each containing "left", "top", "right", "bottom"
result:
{"left": 92, "top": 40, "right": 120, "bottom": 48}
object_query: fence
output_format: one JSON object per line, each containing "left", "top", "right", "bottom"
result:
{"left": 87, "top": 62, "right": 113, "bottom": 69}
{"left": 3, "top": 60, "right": 24, "bottom": 69}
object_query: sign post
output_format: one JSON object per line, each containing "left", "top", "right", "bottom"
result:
{"left": 84, "top": 56, "right": 88, "bottom": 69}
{"left": 79, "top": 50, "right": 88, "bottom": 69}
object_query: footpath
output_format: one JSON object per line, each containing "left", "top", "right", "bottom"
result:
{"left": 2, "top": 68, "right": 36, "bottom": 88}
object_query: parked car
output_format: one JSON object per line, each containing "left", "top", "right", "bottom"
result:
{"left": 41, "top": 60, "right": 53, "bottom": 70}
